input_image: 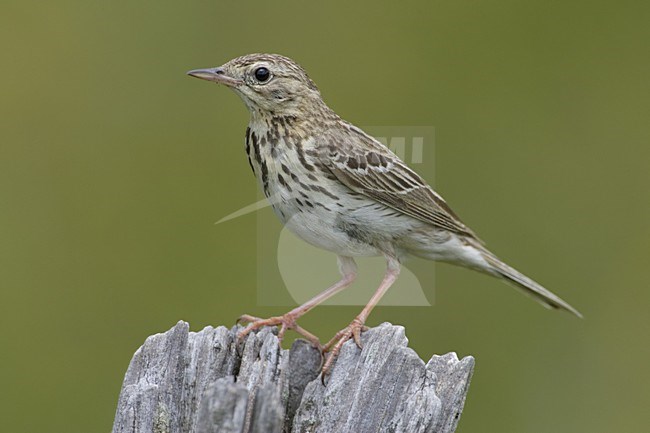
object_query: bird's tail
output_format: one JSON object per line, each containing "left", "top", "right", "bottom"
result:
{"left": 479, "top": 249, "right": 582, "bottom": 318}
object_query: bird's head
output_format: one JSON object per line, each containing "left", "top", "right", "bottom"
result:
{"left": 188, "top": 53, "right": 325, "bottom": 119}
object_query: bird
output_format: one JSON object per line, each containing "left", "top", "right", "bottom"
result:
{"left": 187, "top": 53, "right": 581, "bottom": 375}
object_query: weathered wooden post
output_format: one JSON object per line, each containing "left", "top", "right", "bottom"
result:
{"left": 112, "top": 321, "right": 474, "bottom": 433}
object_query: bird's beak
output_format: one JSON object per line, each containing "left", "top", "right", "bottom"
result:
{"left": 186, "top": 67, "right": 244, "bottom": 87}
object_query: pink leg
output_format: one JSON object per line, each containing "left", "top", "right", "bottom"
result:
{"left": 238, "top": 256, "right": 357, "bottom": 345}
{"left": 322, "top": 255, "right": 401, "bottom": 377}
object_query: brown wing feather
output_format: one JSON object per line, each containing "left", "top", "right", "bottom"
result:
{"left": 320, "top": 124, "right": 482, "bottom": 241}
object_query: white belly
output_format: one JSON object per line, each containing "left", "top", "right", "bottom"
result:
{"left": 279, "top": 204, "right": 383, "bottom": 257}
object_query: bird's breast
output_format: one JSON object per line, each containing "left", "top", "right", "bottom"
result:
{"left": 243, "top": 121, "right": 422, "bottom": 257}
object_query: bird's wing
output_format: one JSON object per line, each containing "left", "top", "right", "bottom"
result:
{"left": 319, "top": 125, "right": 481, "bottom": 241}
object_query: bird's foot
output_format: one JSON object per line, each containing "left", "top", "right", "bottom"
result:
{"left": 321, "top": 317, "right": 369, "bottom": 381}
{"left": 237, "top": 313, "right": 321, "bottom": 347}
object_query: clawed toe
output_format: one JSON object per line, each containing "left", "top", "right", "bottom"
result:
{"left": 237, "top": 313, "right": 369, "bottom": 385}
{"left": 237, "top": 314, "right": 262, "bottom": 325}
{"left": 321, "top": 318, "right": 367, "bottom": 382}
{"left": 235, "top": 313, "right": 321, "bottom": 348}
{"left": 237, "top": 314, "right": 287, "bottom": 341}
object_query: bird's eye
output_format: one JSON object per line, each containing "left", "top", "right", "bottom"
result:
{"left": 254, "top": 67, "right": 270, "bottom": 82}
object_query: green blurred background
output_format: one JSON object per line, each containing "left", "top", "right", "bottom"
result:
{"left": 1, "top": 1, "right": 649, "bottom": 432}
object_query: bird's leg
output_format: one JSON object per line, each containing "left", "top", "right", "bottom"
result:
{"left": 322, "top": 256, "right": 401, "bottom": 378}
{"left": 238, "top": 257, "right": 357, "bottom": 346}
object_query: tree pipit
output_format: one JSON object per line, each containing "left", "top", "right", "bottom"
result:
{"left": 188, "top": 54, "right": 581, "bottom": 378}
